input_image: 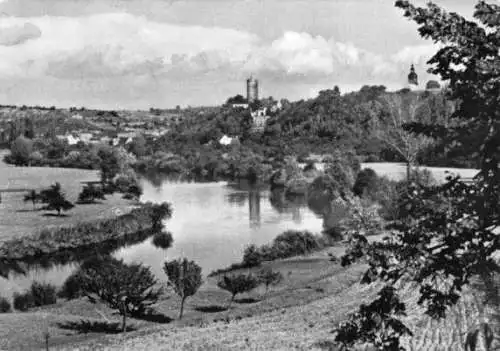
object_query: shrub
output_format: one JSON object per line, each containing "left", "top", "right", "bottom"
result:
{"left": 242, "top": 244, "right": 263, "bottom": 267}
{"left": 29, "top": 281, "right": 57, "bottom": 306}
{"left": 13, "top": 292, "right": 34, "bottom": 311}
{"left": 217, "top": 274, "right": 260, "bottom": 308}
{"left": 152, "top": 231, "right": 174, "bottom": 249}
{"left": 273, "top": 230, "right": 321, "bottom": 257}
{"left": 0, "top": 297, "right": 11, "bottom": 313}
{"left": 164, "top": 258, "right": 203, "bottom": 319}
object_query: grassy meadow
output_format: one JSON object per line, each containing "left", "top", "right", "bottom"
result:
{"left": 0, "top": 151, "right": 135, "bottom": 242}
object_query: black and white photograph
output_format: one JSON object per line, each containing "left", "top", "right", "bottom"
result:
{"left": 0, "top": 0, "right": 498, "bottom": 350}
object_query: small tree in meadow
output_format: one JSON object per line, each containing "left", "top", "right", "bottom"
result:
{"left": 257, "top": 267, "right": 283, "bottom": 294}
{"left": 217, "top": 274, "right": 260, "bottom": 308}
{"left": 39, "top": 182, "right": 74, "bottom": 216}
{"left": 163, "top": 258, "right": 203, "bottom": 319}
{"left": 78, "top": 256, "right": 162, "bottom": 332}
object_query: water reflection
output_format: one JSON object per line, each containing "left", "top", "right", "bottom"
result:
{"left": 5, "top": 177, "right": 330, "bottom": 293}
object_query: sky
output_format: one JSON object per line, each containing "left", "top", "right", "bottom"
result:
{"left": 0, "top": 0, "right": 482, "bottom": 109}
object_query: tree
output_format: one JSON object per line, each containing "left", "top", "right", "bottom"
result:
{"left": 77, "top": 184, "right": 106, "bottom": 204}
{"left": 24, "top": 190, "right": 40, "bottom": 209}
{"left": 145, "top": 202, "right": 173, "bottom": 230}
{"left": 39, "top": 182, "right": 74, "bottom": 216}
{"left": 376, "top": 92, "right": 434, "bottom": 180}
{"left": 97, "top": 146, "right": 121, "bottom": 184}
{"left": 152, "top": 231, "right": 173, "bottom": 250}
{"left": 217, "top": 274, "right": 260, "bottom": 308}
{"left": 10, "top": 136, "right": 33, "bottom": 166}
{"left": 128, "top": 134, "right": 147, "bottom": 157}
{"left": 78, "top": 256, "right": 162, "bottom": 332}
{"left": 257, "top": 267, "right": 283, "bottom": 294}
{"left": 163, "top": 258, "right": 203, "bottom": 319}
{"left": 336, "top": 1, "right": 500, "bottom": 350}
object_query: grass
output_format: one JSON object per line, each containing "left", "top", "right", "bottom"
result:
{"left": 0, "top": 151, "right": 135, "bottom": 242}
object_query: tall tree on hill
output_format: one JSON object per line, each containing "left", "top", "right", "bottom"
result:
{"left": 376, "top": 92, "right": 434, "bottom": 180}
{"left": 335, "top": 1, "right": 500, "bottom": 350}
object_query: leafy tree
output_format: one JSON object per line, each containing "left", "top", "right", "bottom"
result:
{"left": 152, "top": 231, "right": 173, "bottom": 250}
{"left": 217, "top": 274, "right": 260, "bottom": 308}
{"left": 336, "top": 1, "right": 500, "bottom": 350}
{"left": 23, "top": 190, "right": 40, "bottom": 209}
{"left": 128, "top": 134, "right": 147, "bottom": 157}
{"left": 145, "top": 202, "right": 173, "bottom": 230}
{"left": 163, "top": 258, "right": 203, "bottom": 319}
{"left": 257, "top": 267, "right": 283, "bottom": 294}
{"left": 77, "top": 184, "right": 106, "bottom": 204}
{"left": 97, "top": 146, "right": 121, "bottom": 184}
{"left": 10, "top": 136, "right": 33, "bottom": 166}
{"left": 78, "top": 256, "right": 162, "bottom": 332}
{"left": 39, "top": 182, "right": 74, "bottom": 216}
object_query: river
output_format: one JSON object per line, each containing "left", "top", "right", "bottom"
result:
{"left": 5, "top": 176, "right": 327, "bottom": 293}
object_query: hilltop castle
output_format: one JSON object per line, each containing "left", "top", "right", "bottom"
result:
{"left": 406, "top": 64, "right": 441, "bottom": 93}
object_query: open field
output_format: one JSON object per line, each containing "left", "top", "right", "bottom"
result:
{"left": 0, "top": 151, "right": 135, "bottom": 242}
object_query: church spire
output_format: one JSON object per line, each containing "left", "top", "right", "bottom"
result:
{"left": 408, "top": 64, "right": 419, "bottom": 86}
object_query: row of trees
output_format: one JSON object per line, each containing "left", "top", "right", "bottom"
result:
{"left": 62, "top": 254, "right": 283, "bottom": 332}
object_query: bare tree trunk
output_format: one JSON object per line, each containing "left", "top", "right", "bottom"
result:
{"left": 179, "top": 297, "right": 186, "bottom": 320}
{"left": 406, "top": 161, "right": 411, "bottom": 183}
{"left": 228, "top": 294, "right": 235, "bottom": 309}
{"left": 121, "top": 301, "right": 127, "bottom": 333}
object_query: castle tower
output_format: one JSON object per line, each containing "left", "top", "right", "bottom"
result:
{"left": 246, "top": 75, "right": 259, "bottom": 103}
{"left": 408, "top": 64, "right": 419, "bottom": 88}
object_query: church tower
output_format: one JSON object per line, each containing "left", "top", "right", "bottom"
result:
{"left": 407, "top": 64, "right": 419, "bottom": 90}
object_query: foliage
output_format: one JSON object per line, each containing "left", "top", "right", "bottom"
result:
{"left": 58, "top": 271, "right": 86, "bottom": 300}
{"left": 353, "top": 168, "right": 378, "bottom": 198}
{"left": 152, "top": 231, "right": 173, "bottom": 249}
{"left": 257, "top": 267, "right": 283, "bottom": 293}
{"left": 9, "top": 136, "right": 33, "bottom": 166}
{"left": 144, "top": 201, "right": 173, "bottom": 230}
{"left": 77, "top": 255, "right": 162, "bottom": 331}
{"left": 12, "top": 281, "right": 57, "bottom": 311}
{"left": 39, "top": 182, "right": 74, "bottom": 216}
{"left": 242, "top": 244, "right": 264, "bottom": 267}
{"left": 163, "top": 258, "right": 203, "bottom": 319}
{"left": 97, "top": 145, "right": 121, "bottom": 184}
{"left": 114, "top": 171, "right": 143, "bottom": 200}
{"left": 335, "top": 286, "right": 412, "bottom": 350}
{"left": 13, "top": 291, "right": 34, "bottom": 311}
{"left": 217, "top": 273, "right": 260, "bottom": 308}
{"left": 78, "top": 184, "right": 106, "bottom": 204}
{"left": 340, "top": 196, "right": 383, "bottom": 237}
{"left": 337, "top": 1, "right": 500, "bottom": 350}
{"left": 0, "top": 297, "right": 11, "bottom": 313}
{"left": 29, "top": 281, "right": 57, "bottom": 306}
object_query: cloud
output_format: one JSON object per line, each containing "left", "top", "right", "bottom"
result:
{"left": 0, "top": 22, "right": 41, "bottom": 46}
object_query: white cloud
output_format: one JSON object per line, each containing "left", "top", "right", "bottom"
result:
{"left": 0, "top": 22, "right": 41, "bottom": 46}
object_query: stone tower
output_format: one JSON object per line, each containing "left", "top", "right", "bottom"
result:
{"left": 246, "top": 75, "right": 259, "bottom": 103}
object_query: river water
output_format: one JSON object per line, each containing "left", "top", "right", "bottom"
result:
{"left": 6, "top": 177, "right": 327, "bottom": 293}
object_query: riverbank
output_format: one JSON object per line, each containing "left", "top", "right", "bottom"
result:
{"left": 0, "top": 203, "right": 169, "bottom": 263}
{"left": 0, "top": 243, "right": 367, "bottom": 350}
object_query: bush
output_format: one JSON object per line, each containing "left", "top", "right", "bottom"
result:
{"left": 29, "top": 281, "right": 57, "bottom": 306}
{"left": 78, "top": 184, "right": 106, "bottom": 203}
{"left": 257, "top": 267, "right": 283, "bottom": 293}
{"left": 242, "top": 244, "right": 263, "bottom": 267}
{"left": 13, "top": 292, "right": 34, "bottom": 311}
{"left": 0, "top": 297, "right": 11, "bottom": 313}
